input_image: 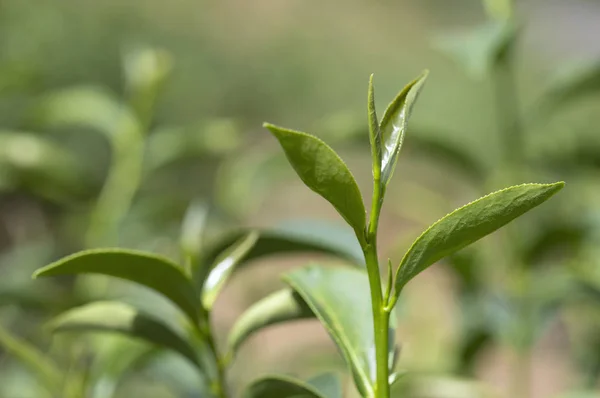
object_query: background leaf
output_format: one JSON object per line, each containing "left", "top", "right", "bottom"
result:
{"left": 264, "top": 123, "right": 366, "bottom": 238}
{"left": 242, "top": 375, "right": 329, "bottom": 398}
{"left": 284, "top": 265, "right": 397, "bottom": 398}
{"left": 227, "top": 289, "right": 313, "bottom": 358}
{"left": 34, "top": 249, "right": 202, "bottom": 324}
{"left": 394, "top": 182, "right": 564, "bottom": 295}
{"left": 48, "top": 301, "right": 201, "bottom": 369}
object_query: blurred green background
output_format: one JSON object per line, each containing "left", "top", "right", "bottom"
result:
{"left": 1, "top": 0, "right": 600, "bottom": 397}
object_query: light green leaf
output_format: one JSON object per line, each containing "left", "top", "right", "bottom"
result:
{"left": 264, "top": 123, "right": 366, "bottom": 238}
{"left": 368, "top": 74, "right": 382, "bottom": 178}
{"left": 284, "top": 265, "right": 397, "bottom": 398}
{"left": 379, "top": 71, "right": 429, "bottom": 186}
{"left": 33, "top": 248, "right": 202, "bottom": 324}
{"left": 179, "top": 199, "right": 209, "bottom": 267}
{"left": 48, "top": 301, "right": 200, "bottom": 369}
{"left": 483, "top": 0, "right": 513, "bottom": 21}
{"left": 434, "top": 20, "right": 515, "bottom": 79}
{"left": 394, "top": 182, "right": 564, "bottom": 296}
{"left": 227, "top": 289, "right": 313, "bottom": 358}
{"left": 195, "top": 220, "right": 364, "bottom": 287}
{"left": 542, "top": 59, "right": 600, "bottom": 112}
{"left": 0, "top": 323, "right": 62, "bottom": 395}
{"left": 243, "top": 375, "right": 329, "bottom": 398}
{"left": 307, "top": 373, "right": 343, "bottom": 398}
{"left": 201, "top": 231, "right": 259, "bottom": 310}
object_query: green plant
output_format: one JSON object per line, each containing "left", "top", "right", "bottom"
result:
{"left": 31, "top": 72, "right": 563, "bottom": 398}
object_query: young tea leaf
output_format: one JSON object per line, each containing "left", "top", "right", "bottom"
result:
{"left": 201, "top": 231, "right": 259, "bottom": 310}
{"left": 284, "top": 265, "right": 397, "bottom": 398}
{"left": 368, "top": 74, "right": 382, "bottom": 179}
{"left": 227, "top": 289, "right": 313, "bottom": 358}
{"left": 243, "top": 375, "right": 329, "bottom": 398}
{"left": 264, "top": 123, "right": 367, "bottom": 239}
{"left": 48, "top": 301, "right": 201, "bottom": 369}
{"left": 394, "top": 182, "right": 564, "bottom": 298}
{"left": 379, "top": 71, "right": 429, "bottom": 187}
{"left": 33, "top": 249, "right": 202, "bottom": 324}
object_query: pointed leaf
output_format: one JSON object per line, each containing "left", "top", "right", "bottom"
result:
{"left": 379, "top": 71, "right": 428, "bottom": 185}
{"left": 179, "top": 199, "right": 209, "bottom": 265}
{"left": 227, "top": 289, "right": 313, "bottom": 357}
{"left": 264, "top": 123, "right": 366, "bottom": 237}
{"left": 195, "top": 220, "right": 364, "bottom": 287}
{"left": 284, "top": 265, "right": 397, "bottom": 397}
{"left": 243, "top": 375, "right": 329, "bottom": 398}
{"left": 33, "top": 249, "right": 202, "bottom": 324}
{"left": 48, "top": 301, "right": 200, "bottom": 369}
{"left": 201, "top": 231, "right": 259, "bottom": 309}
{"left": 368, "top": 74, "right": 382, "bottom": 178}
{"left": 394, "top": 182, "right": 564, "bottom": 296}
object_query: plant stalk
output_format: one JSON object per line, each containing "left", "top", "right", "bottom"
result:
{"left": 361, "top": 174, "right": 390, "bottom": 398}
{"left": 202, "top": 316, "right": 228, "bottom": 398}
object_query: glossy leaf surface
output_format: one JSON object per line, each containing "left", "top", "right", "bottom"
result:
{"left": 201, "top": 231, "right": 259, "bottom": 309}
{"left": 34, "top": 249, "right": 201, "bottom": 324}
{"left": 394, "top": 182, "right": 564, "bottom": 295}
{"left": 285, "top": 265, "right": 397, "bottom": 397}
{"left": 264, "top": 123, "right": 366, "bottom": 237}
{"left": 379, "top": 71, "right": 428, "bottom": 185}
{"left": 48, "top": 301, "right": 200, "bottom": 368}
{"left": 243, "top": 375, "right": 329, "bottom": 398}
{"left": 227, "top": 289, "right": 313, "bottom": 357}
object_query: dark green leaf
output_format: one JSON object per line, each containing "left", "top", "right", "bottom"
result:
{"left": 284, "top": 265, "right": 397, "bottom": 397}
{"left": 195, "top": 220, "right": 365, "bottom": 287}
{"left": 243, "top": 375, "right": 328, "bottom": 398}
{"left": 201, "top": 231, "right": 259, "bottom": 309}
{"left": 264, "top": 123, "right": 366, "bottom": 237}
{"left": 48, "top": 301, "right": 200, "bottom": 369}
{"left": 33, "top": 249, "right": 202, "bottom": 324}
{"left": 394, "top": 182, "right": 564, "bottom": 296}
{"left": 379, "top": 71, "right": 429, "bottom": 186}
{"left": 227, "top": 289, "right": 313, "bottom": 357}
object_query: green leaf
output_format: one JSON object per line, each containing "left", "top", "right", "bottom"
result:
{"left": 195, "top": 220, "right": 365, "bottom": 287}
{"left": 394, "top": 182, "right": 564, "bottom": 296}
{"left": 307, "top": 373, "right": 343, "bottom": 398}
{"left": 48, "top": 301, "right": 201, "bottom": 369}
{"left": 264, "top": 123, "right": 366, "bottom": 238}
{"left": 368, "top": 74, "right": 382, "bottom": 178}
{"left": 483, "top": 0, "right": 513, "bottom": 21}
{"left": 541, "top": 59, "right": 600, "bottom": 112}
{"left": 434, "top": 20, "right": 516, "bottom": 79}
{"left": 284, "top": 265, "right": 397, "bottom": 398}
{"left": 227, "top": 289, "right": 313, "bottom": 358}
{"left": 33, "top": 248, "right": 202, "bottom": 324}
{"left": 379, "top": 71, "right": 429, "bottom": 186}
{"left": 243, "top": 375, "right": 329, "bottom": 398}
{"left": 179, "top": 199, "right": 209, "bottom": 266}
{"left": 0, "top": 323, "right": 62, "bottom": 395}
{"left": 201, "top": 231, "right": 259, "bottom": 310}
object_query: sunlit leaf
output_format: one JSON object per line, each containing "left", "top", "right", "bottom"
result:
{"left": 195, "top": 220, "right": 364, "bottom": 287}
{"left": 243, "top": 375, "right": 330, "bottom": 398}
{"left": 264, "top": 123, "right": 366, "bottom": 238}
{"left": 227, "top": 289, "right": 313, "bottom": 357}
{"left": 48, "top": 301, "right": 201, "bottom": 369}
{"left": 394, "top": 182, "right": 564, "bottom": 297}
{"left": 201, "top": 231, "right": 259, "bottom": 310}
{"left": 285, "top": 265, "right": 397, "bottom": 397}
{"left": 33, "top": 249, "right": 202, "bottom": 324}
{"left": 379, "top": 71, "right": 428, "bottom": 186}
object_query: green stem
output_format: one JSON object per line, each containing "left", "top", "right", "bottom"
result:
{"left": 202, "top": 315, "right": 228, "bottom": 398}
{"left": 361, "top": 175, "right": 390, "bottom": 398}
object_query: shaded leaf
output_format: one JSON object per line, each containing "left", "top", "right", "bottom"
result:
{"left": 307, "top": 373, "right": 343, "bottom": 398}
{"left": 48, "top": 301, "right": 200, "bottom": 369}
{"left": 243, "top": 375, "right": 328, "bottom": 398}
{"left": 379, "top": 71, "right": 429, "bottom": 186}
{"left": 264, "top": 123, "right": 366, "bottom": 238}
{"left": 541, "top": 59, "right": 600, "bottom": 113}
{"left": 394, "top": 182, "right": 564, "bottom": 296}
{"left": 284, "top": 265, "right": 397, "bottom": 397}
{"left": 195, "top": 220, "right": 365, "bottom": 287}
{"left": 201, "top": 231, "right": 259, "bottom": 310}
{"left": 227, "top": 289, "right": 313, "bottom": 357}
{"left": 33, "top": 249, "right": 202, "bottom": 324}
